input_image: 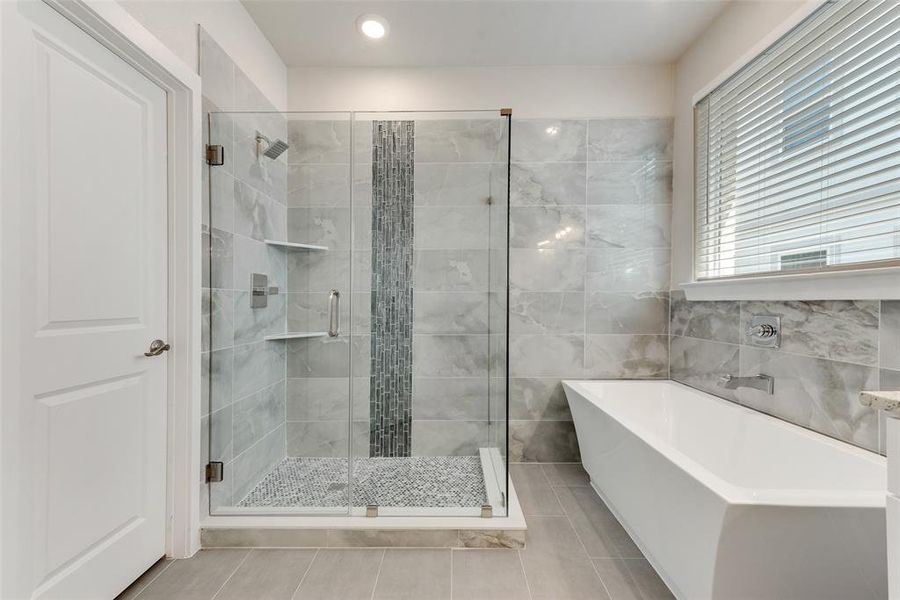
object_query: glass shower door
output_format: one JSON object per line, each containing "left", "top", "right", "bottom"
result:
{"left": 349, "top": 111, "right": 510, "bottom": 517}
{"left": 205, "top": 111, "right": 354, "bottom": 515}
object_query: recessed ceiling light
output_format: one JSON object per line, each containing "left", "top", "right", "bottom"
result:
{"left": 357, "top": 15, "right": 389, "bottom": 40}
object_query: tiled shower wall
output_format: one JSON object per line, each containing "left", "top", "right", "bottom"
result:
{"left": 200, "top": 29, "right": 289, "bottom": 511}
{"left": 670, "top": 294, "right": 900, "bottom": 454}
{"left": 283, "top": 118, "right": 509, "bottom": 459}
{"left": 508, "top": 118, "right": 674, "bottom": 462}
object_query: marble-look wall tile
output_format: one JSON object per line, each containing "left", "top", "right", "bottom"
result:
{"left": 509, "top": 291, "right": 585, "bottom": 334}
{"left": 415, "top": 206, "right": 489, "bottom": 250}
{"left": 233, "top": 380, "right": 286, "bottom": 456}
{"left": 412, "top": 378, "right": 490, "bottom": 420}
{"left": 510, "top": 206, "right": 585, "bottom": 250}
{"left": 414, "top": 163, "right": 494, "bottom": 206}
{"left": 233, "top": 292, "right": 285, "bottom": 345}
{"left": 511, "top": 120, "right": 587, "bottom": 162}
{"left": 412, "top": 335, "right": 490, "bottom": 378}
{"left": 232, "top": 234, "right": 287, "bottom": 291}
{"left": 232, "top": 425, "right": 286, "bottom": 503}
{"left": 287, "top": 335, "right": 351, "bottom": 378}
{"left": 209, "top": 227, "right": 234, "bottom": 290}
{"left": 586, "top": 161, "right": 672, "bottom": 205}
{"left": 234, "top": 179, "right": 287, "bottom": 241}
{"left": 509, "top": 335, "right": 585, "bottom": 378}
{"left": 740, "top": 300, "right": 879, "bottom": 366}
{"left": 586, "top": 248, "right": 670, "bottom": 292}
{"left": 669, "top": 290, "right": 740, "bottom": 344}
{"left": 209, "top": 168, "right": 235, "bottom": 232}
{"left": 586, "top": 205, "right": 671, "bottom": 249}
{"left": 209, "top": 289, "right": 235, "bottom": 351}
{"left": 209, "top": 405, "right": 233, "bottom": 463}
{"left": 509, "top": 378, "right": 572, "bottom": 421}
{"left": 669, "top": 336, "right": 739, "bottom": 401}
{"left": 415, "top": 119, "right": 504, "bottom": 163}
{"left": 586, "top": 292, "right": 669, "bottom": 335}
{"left": 880, "top": 301, "right": 900, "bottom": 370}
{"left": 287, "top": 164, "right": 352, "bottom": 209}
{"left": 583, "top": 335, "right": 668, "bottom": 379}
{"left": 287, "top": 377, "right": 350, "bottom": 421}
{"left": 411, "top": 420, "right": 488, "bottom": 456}
{"left": 509, "top": 249, "right": 585, "bottom": 292}
{"left": 286, "top": 421, "right": 350, "bottom": 458}
{"left": 287, "top": 120, "right": 351, "bottom": 165}
{"left": 587, "top": 118, "right": 673, "bottom": 161}
{"left": 509, "top": 420, "right": 580, "bottom": 462}
{"left": 414, "top": 292, "right": 490, "bottom": 334}
{"left": 511, "top": 163, "right": 587, "bottom": 207}
{"left": 232, "top": 121, "right": 288, "bottom": 205}
{"left": 414, "top": 250, "right": 490, "bottom": 291}
{"left": 233, "top": 340, "right": 286, "bottom": 401}
{"left": 288, "top": 206, "right": 352, "bottom": 250}
{"left": 209, "top": 347, "right": 234, "bottom": 413}
{"left": 738, "top": 347, "right": 879, "bottom": 451}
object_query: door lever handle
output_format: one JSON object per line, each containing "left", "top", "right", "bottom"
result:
{"left": 144, "top": 339, "right": 171, "bottom": 356}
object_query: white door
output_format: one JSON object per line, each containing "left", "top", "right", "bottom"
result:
{"left": 1, "top": 1, "right": 169, "bottom": 598}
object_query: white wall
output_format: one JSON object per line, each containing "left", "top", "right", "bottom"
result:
{"left": 118, "top": 0, "right": 287, "bottom": 109}
{"left": 670, "top": 0, "right": 816, "bottom": 288}
{"left": 287, "top": 65, "right": 675, "bottom": 117}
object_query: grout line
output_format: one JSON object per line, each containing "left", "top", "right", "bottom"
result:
{"left": 289, "top": 548, "right": 319, "bottom": 600}
{"left": 129, "top": 557, "right": 174, "bottom": 599}
{"left": 516, "top": 549, "right": 535, "bottom": 600}
{"left": 368, "top": 548, "right": 387, "bottom": 600}
{"left": 209, "top": 548, "right": 252, "bottom": 600}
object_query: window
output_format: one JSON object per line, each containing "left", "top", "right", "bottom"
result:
{"left": 694, "top": 0, "right": 900, "bottom": 280}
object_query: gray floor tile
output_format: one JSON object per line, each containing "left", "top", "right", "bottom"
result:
{"left": 216, "top": 549, "right": 316, "bottom": 600}
{"left": 293, "top": 549, "right": 384, "bottom": 600}
{"left": 136, "top": 549, "right": 249, "bottom": 600}
{"left": 509, "top": 463, "right": 564, "bottom": 516}
{"left": 520, "top": 516, "right": 590, "bottom": 560}
{"left": 373, "top": 549, "right": 451, "bottom": 600}
{"left": 541, "top": 463, "right": 590, "bottom": 487}
{"left": 116, "top": 557, "right": 172, "bottom": 600}
{"left": 555, "top": 486, "right": 642, "bottom": 558}
{"left": 521, "top": 553, "right": 610, "bottom": 600}
{"left": 451, "top": 549, "right": 531, "bottom": 600}
{"left": 623, "top": 560, "right": 674, "bottom": 599}
{"left": 592, "top": 559, "right": 674, "bottom": 600}
{"left": 592, "top": 559, "right": 643, "bottom": 600}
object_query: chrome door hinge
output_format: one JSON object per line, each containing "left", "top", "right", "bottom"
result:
{"left": 206, "top": 461, "right": 224, "bottom": 483}
{"left": 206, "top": 144, "right": 224, "bottom": 166}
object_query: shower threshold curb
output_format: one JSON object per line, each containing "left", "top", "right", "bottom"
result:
{"left": 200, "top": 478, "right": 526, "bottom": 549}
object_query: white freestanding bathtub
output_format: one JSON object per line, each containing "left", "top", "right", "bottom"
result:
{"left": 563, "top": 380, "right": 887, "bottom": 600}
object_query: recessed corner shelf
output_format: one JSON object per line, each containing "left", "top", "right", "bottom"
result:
{"left": 264, "top": 239, "right": 328, "bottom": 251}
{"left": 264, "top": 332, "right": 328, "bottom": 341}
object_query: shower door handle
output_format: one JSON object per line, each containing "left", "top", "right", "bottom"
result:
{"left": 328, "top": 289, "right": 341, "bottom": 337}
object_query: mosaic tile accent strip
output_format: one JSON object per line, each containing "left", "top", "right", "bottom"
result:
{"left": 237, "top": 456, "right": 487, "bottom": 508}
{"left": 370, "top": 121, "right": 415, "bottom": 457}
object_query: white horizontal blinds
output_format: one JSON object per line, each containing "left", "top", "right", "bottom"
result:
{"left": 695, "top": 0, "right": 900, "bottom": 279}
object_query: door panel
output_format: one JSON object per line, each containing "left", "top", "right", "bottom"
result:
{"left": 2, "top": 1, "right": 169, "bottom": 598}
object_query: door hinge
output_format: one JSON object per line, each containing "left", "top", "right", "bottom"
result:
{"left": 206, "top": 461, "right": 224, "bottom": 483}
{"left": 206, "top": 144, "right": 224, "bottom": 166}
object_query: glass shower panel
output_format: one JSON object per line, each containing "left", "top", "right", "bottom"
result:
{"left": 206, "top": 111, "right": 353, "bottom": 515}
{"left": 350, "top": 111, "right": 510, "bottom": 517}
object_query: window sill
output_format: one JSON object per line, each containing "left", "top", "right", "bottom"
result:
{"left": 680, "top": 266, "right": 900, "bottom": 301}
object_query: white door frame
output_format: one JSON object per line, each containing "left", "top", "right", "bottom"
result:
{"left": 0, "top": 2, "right": 203, "bottom": 591}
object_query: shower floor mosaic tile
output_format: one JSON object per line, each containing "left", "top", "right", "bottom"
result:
{"left": 238, "top": 456, "right": 488, "bottom": 508}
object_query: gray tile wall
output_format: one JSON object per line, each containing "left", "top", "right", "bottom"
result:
{"left": 201, "top": 29, "right": 288, "bottom": 512}
{"left": 669, "top": 293, "right": 900, "bottom": 454}
{"left": 509, "top": 118, "right": 674, "bottom": 462}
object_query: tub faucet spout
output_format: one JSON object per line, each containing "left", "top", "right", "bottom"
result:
{"left": 717, "top": 374, "right": 774, "bottom": 395}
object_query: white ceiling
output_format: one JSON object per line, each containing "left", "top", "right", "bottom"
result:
{"left": 241, "top": 1, "right": 731, "bottom": 68}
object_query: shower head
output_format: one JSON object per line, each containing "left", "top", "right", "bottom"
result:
{"left": 256, "top": 133, "right": 289, "bottom": 159}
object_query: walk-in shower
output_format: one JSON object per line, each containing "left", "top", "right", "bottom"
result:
{"left": 204, "top": 109, "right": 510, "bottom": 518}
